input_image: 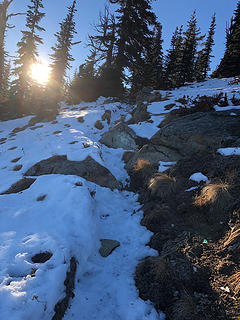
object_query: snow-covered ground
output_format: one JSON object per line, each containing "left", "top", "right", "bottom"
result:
{"left": 129, "top": 77, "right": 240, "bottom": 139}
{"left": 0, "top": 77, "right": 239, "bottom": 320}
{"left": 0, "top": 99, "right": 162, "bottom": 320}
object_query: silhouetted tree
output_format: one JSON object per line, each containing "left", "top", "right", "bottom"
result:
{"left": 213, "top": 2, "right": 240, "bottom": 78}
{"left": 164, "top": 25, "right": 184, "bottom": 88}
{"left": 12, "top": 0, "right": 45, "bottom": 108}
{"left": 195, "top": 14, "right": 216, "bottom": 81}
{"left": 50, "top": 0, "right": 77, "bottom": 101}
{"left": 0, "top": 0, "right": 24, "bottom": 102}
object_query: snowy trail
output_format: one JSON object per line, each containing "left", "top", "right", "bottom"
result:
{"left": 65, "top": 188, "right": 159, "bottom": 320}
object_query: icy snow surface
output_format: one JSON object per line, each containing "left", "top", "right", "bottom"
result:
{"left": 218, "top": 147, "right": 240, "bottom": 156}
{"left": 0, "top": 99, "right": 162, "bottom": 320}
{"left": 189, "top": 173, "right": 209, "bottom": 183}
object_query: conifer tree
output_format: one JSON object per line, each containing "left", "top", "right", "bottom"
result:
{"left": 12, "top": 0, "right": 45, "bottom": 102}
{"left": 195, "top": 14, "right": 216, "bottom": 81}
{"left": 0, "top": 0, "right": 23, "bottom": 102}
{"left": 109, "top": 0, "right": 158, "bottom": 96}
{"left": 50, "top": 0, "right": 77, "bottom": 100}
{"left": 140, "top": 22, "right": 164, "bottom": 90}
{"left": 213, "top": 2, "right": 240, "bottom": 78}
{"left": 164, "top": 25, "right": 184, "bottom": 88}
{"left": 180, "top": 10, "right": 204, "bottom": 85}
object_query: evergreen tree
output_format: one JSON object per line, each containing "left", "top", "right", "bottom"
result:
{"left": 180, "top": 10, "right": 204, "bottom": 85}
{"left": 50, "top": 0, "right": 77, "bottom": 100}
{"left": 88, "top": 6, "right": 117, "bottom": 70}
{"left": 164, "top": 25, "right": 184, "bottom": 88}
{"left": 195, "top": 14, "right": 216, "bottom": 81}
{"left": 109, "top": 0, "right": 158, "bottom": 96}
{"left": 139, "top": 22, "right": 164, "bottom": 90}
{"left": 12, "top": 0, "right": 45, "bottom": 103}
{"left": 0, "top": 0, "right": 23, "bottom": 102}
{"left": 213, "top": 2, "right": 240, "bottom": 78}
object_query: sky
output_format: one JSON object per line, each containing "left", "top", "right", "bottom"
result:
{"left": 5, "top": 0, "right": 239, "bottom": 79}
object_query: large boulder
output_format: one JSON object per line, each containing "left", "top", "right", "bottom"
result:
{"left": 100, "top": 122, "right": 138, "bottom": 150}
{"left": 151, "top": 112, "right": 240, "bottom": 157}
{"left": 24, "top": 155, "right": 120, "bottom": 190}
{"left": 128, "top": 103, "right": 151, "bottom": 124}
{"left": 124, "top": 144, "right": 182, "bottom": 173}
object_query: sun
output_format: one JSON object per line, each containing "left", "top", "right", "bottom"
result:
{"left": 29, "top": 60, "right": 51, "bottom": 85}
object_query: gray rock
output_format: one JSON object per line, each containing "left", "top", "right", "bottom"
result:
{"left": 24, "top": 155, "right": 120, "bottom": 190}
{"left": 99, "top": 239, "right": 120, "bottom": 257}
{"left": 151, "top": 112, "right": 240, "bottom": 157}
{"left": 100, "top": 122, "right": 137, "bottom": 150}
{"left": 125, "top": 144, "right": 182, "bottom": 173}
{"left": 129, "top": 103, "right": 151, "bottom": 124}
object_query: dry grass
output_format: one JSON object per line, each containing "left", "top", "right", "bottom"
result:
{"left": 229, "top": 271, "right": 240, "bottom": 296}
{"left": 170, "top": 293, "right": 199, "bottom": 320}
{"left": 134, "top": 159, "right": 151, "bottom": 171}
{"left": 193, "top": 182, "right": 231, "bottom": 210}
{"left": 148, "top": 173, "right": 177, "bottom": 200}
{"left": 224, "top": 223, "right": 240, "bottom": 248}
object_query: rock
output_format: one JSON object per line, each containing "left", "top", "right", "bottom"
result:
{"left": 24, "top": 155, "right": 120, "bottom": 190}
{"left": 136, "top": 87, "right": 152, "bottom": 105}
{"left": 78, "top": 117, "right": 84, "bottom": 123}
{"left": 99, "top": 239, "right": 120, "bottom": 257}
{"left": 125, "top": 144, "right": 182, "bottom": 173}
{"left": 100, "top": 122, "right": 138, "bottom": 150}
{"left": 0, "top": 178, "right": 36, "bottom": 195}
{"left": 151, "top": 112, "right": 240, "bottom": 157}
{"left": 101, "top": 110, "right": 111, "bottom": 124}
{"left": 148, "top": 91, "right": 162, "bottom": 103}
{"left": 129, "top": 103, "right": 151, "bottom": 124}
{"left": 94, "top": 120, "right": 104, "bottom": 130}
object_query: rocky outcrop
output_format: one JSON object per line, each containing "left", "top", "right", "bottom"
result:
{"left": 124, "top": 144, "right": 182, "bottom": 173}
{"left": 151, "top": 112, "right": 240, "bottom": 157}
{"left": 24, "top": 155, "right": 120, "bottom": 190}
{"left": 100, "top": 122, "right": 138, "bottom": 150}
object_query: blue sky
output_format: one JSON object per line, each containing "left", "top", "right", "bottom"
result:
{"left": 6, "top": 0, "right": 239, "bottom": 78}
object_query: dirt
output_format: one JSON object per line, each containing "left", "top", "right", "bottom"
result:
{"left": 131, "top": 152, "right": 240, "bottom": 319}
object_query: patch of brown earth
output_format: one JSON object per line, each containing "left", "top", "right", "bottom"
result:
{"left": 132, "top": 153, "right": 240, "bottom": 319}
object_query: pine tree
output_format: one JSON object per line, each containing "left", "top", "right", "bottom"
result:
{"left": 88, "top": 6, "right": 117, "bottom": 70}
{"left": 213, "top": 2, "right": 240, "bottom": 78}
{"left": 180, "top": 10, "right": 204, "bottom": 85}
{"left": 0, "top": 0, "right": 23, "bottom": 102}
{"left": 50, "top": 0, "right": 77, "bottom": 101}
{"left": 141, "top": 22, "right": 164, "bottom": 90}
{"left": 195, "top": 14, "right": 216, "bottom": 81}
{"left": 12, "top": 0, "right": 45, "bottom": 103}
{"left": 164, "top": 25, "right": 184, "bottom": 88}
{"left": 109, "top": 0, "right": 158, "bottom": 96}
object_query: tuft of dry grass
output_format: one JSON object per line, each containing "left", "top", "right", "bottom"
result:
{"left": 134, "top": 159, "right": 151, "bottom": 171}
{"left": 193, "top": 182, "right": 231, "bottom": 210}
{"left": 229, "top": 271, "right": 240, "bottom": 296}
{"left": 148, "top": 173, "right": 177, "bottom": 200}
{"left": 224, "top": 223, "right": 240, "bottom": 249}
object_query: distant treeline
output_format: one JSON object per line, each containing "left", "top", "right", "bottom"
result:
{"left": 0, "top": 0, "right": 240, "bottom": 114}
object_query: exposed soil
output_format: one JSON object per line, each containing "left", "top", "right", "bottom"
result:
{"left": 130, "top": 152, "right": 240, "bottom": 319}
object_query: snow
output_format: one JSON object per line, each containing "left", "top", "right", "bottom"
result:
{"left": 189, "top": 173, "right": 209, "bottom": 183}
{"left": 214, "top": 105, "right": 240, "bottom": 112}
{"left": 159, "top": 161, "right": 176, "bottom": 172}
{"left": 218, "top": 147, "right": 240, "bottom": 156}
{"left": 0, "top": 100, "right": 161, "bottom": 319}
{"left": 185, "top": 186, "right": 198, "bottom": 192}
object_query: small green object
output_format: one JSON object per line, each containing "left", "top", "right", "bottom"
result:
{"left": 203, "top": 239, "right": 208, "bottom": 244}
